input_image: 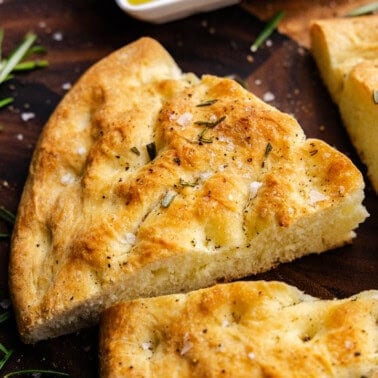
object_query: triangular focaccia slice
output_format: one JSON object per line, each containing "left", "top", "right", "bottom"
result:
{"left": 310, "top": 15, "right": 378, "bottom": 192}
{"left": 100, "top": 281, "right": 378, "bottom": 377}
{"left": 9, "top": 37, "right": 368, "bottom": 343}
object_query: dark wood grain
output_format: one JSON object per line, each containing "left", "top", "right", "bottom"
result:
{"left": 0, "top": 0, "right": 377, "bottom": 376}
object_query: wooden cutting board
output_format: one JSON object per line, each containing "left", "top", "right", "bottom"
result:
{"left": 0, "top": 0, "right": 376, "bottom": 376}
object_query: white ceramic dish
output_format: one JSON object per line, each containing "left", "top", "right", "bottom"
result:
{"left": 115, "top": 0, "right": 240, "bottom": 23}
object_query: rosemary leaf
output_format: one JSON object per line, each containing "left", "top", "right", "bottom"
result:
{"left": 262, "top": 142, "right": 273, "bottom": 167}
{"left": 146, "top": 142, "right": 157, "bottom": 161}
{"left": 0, "top": 233, "right": 9, "bottom": 239}
{"left": 0, "top": 97, "right": 13, "bottom": 109}
{"left": 250, "top": 11, "right": 285, "bottom": 52}
{"left": 26, "top": 45, "right": 47, "bottom": 56}
{"left": 346, "top": 1, "right": 378, "bottom": 16}
{"left": 4, "top": 370, "right": 69, "bottom": 377}
{"left": 0, "top": 310, "right": 10, "bottom": 324}
{"left": 0, "top": 32, "right": 37, "bottom": 84}
{"left": 0, "top": 342, "right": 8, "bottom": 354}
{"left": 194, "top": 115, "right": 226, "bottom": 128}
{"left": 13, "top": 59, "right": 48, "bottom": 72}
{"left": 0, "top": 343, "right": 13, "bottom": 370}
{"left": 198, "top": 128, "right": 213, "bottom": 144}
{"left": 264, "top": 142, "right": 273, "bottom": 157}
{"left": 180, "top": 178, "right": 198, "bottom": 187}
{"left": 0, "top": 207, "right": 16, "bottom": 225}
{"left": 196, "top": 99, "right": 218, "bottom": 107}
{"left": 130, "top": 146, "right": 140, "bottom": 156}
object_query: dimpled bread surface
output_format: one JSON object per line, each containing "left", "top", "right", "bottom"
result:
{"left": 9, "top": 37, "right": 368, "bottom": 343}
{"left": 99, "top": 281, "right": 378, "bottom": 377}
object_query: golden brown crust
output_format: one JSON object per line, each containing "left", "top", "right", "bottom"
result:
{"left": 310, "top": 15, "right": 378, "bottom": 103}
{"left": 99, "top": 281, "right": 378, "bottom": 377}
{"left": 310, "top": 15, "right": 378, "bottom": 192}
{"left": 9, "top": 37, "right": 368, "bottom": 343}
{"left": 339, "top": 60, "right": 378, "bottom": 192}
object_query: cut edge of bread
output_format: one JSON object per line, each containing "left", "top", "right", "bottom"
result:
{"left": 23, "top": 188, "right": 367, "bottom": 343}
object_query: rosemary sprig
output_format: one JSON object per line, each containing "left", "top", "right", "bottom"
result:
{"left": 4, "top": 370, "right": 69, "bottom": 377}
{"left": 346, "top": 1, "right": 378, "bottom": 16}
{"left": 250, "top": 11, "right": 285, "bottom": 52}
{"left": 0, "top": 233, "right": 9, "bottom": 239}
{"left": 0, "top": 30, "right": 48, "bottom": 110}
{"left": 0, "top": 343, "right": 13, "bottom": 370}
{"left": 0, "top": 207, "right": 16, "bottom": 225}
{"left": 0, "top": 32, "right": 37, "bottom": 84}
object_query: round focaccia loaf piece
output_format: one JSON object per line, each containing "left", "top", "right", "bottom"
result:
{"left": 100, "top": 280, "right": 378, "bottom": 377}
{"left": 9, "top": 37, "right": 368, "bottom": 343}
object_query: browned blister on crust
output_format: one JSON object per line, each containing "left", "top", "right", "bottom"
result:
{"left": 99, "top": 281, "right": 378, "bottom": 377}
{"left": 9, "top": 37, "right": 368, "bottom": 343}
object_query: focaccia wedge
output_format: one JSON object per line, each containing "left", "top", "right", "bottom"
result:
{"left": 311, "top": 15, "right": 378, "bottom": 192}
{"left": 9, "top": 37, "right": 368, "bottom": 343}
{"left": 100, "top": 281, "right": 378, "bottom": 377}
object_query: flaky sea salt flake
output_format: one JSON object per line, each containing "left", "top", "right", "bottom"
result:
{"left": 180, "top": 332, "right": 193, "bottom": 355}
{"left": 52, "top": 32, "right": 63, "bottom": 41}
{"left": 308, "top": 189, "right": 328, "bottom": 205}
{"left": 249, "top": 181, "right": 263, "bottom": 199}
{"left": 263, "top": 92, "right": 275, "bottom": 102}
{"left": 21, "top": 112, "right": 35, "bottom": 122}
{"left": 60, "top": 173, "right": 75, "bottom": 185}
{"left": 123, "top": 232, "right": 136, "bottom": 245}
{"left": 62, "top": 82, "right": 72, "bottom": 91}
{"left": 177, "top": 112, "right": 193, "bottom": 127}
